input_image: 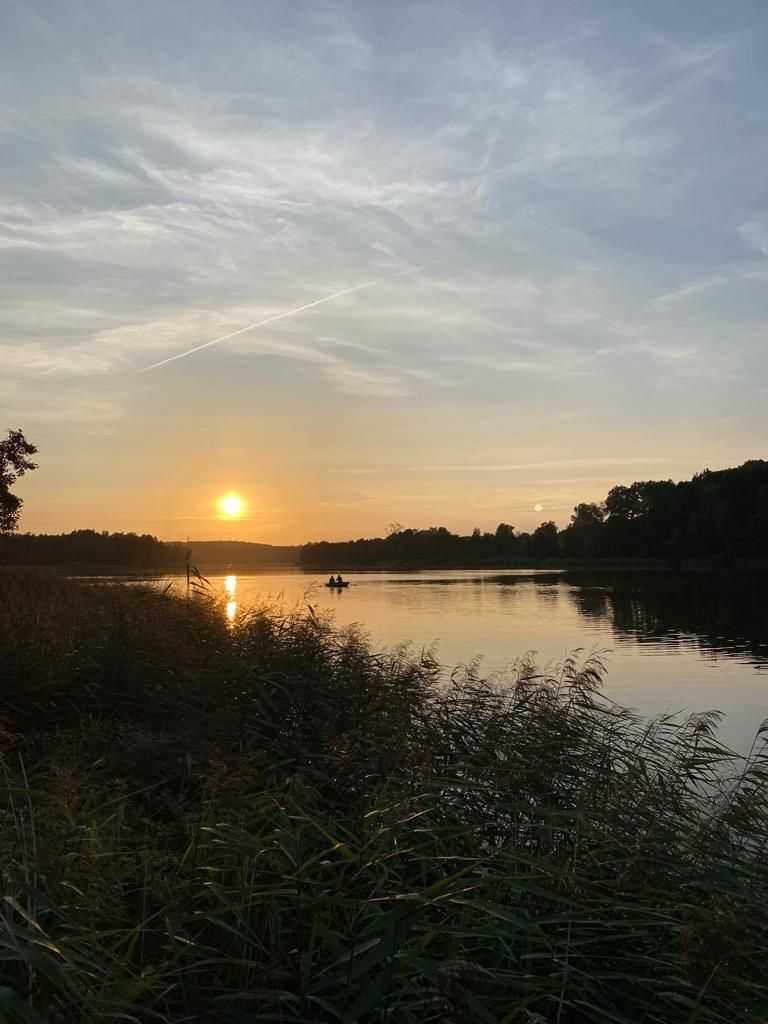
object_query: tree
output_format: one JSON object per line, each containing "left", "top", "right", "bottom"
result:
{"left": 570, "top": 503, "right": 605, "bottom": 528}
{"left": 0, "top": 429, "right": 38, "bottom": 532}
{"left": 563, "top": 502, "right": 605, "bottom": 558}
{"left": 604, "top": 483, "right": 645, "bottom": 521}
{"left": 532, "top": 520, "right": 559, "bottom": 558}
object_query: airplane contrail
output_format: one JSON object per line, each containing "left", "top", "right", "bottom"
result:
{"left": 139, "top": 269, "right": 418, "bottom": 372}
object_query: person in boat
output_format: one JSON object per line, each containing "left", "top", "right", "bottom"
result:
{"left": 335, "top": 574, "right": 344, "bottom": 585}
{"left": 328, "top": 575, "right": 336, "bottom": 586}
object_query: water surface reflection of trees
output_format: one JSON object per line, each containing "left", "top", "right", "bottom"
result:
{"left": 565, "top": 573, "right": 768, "bottom": 668}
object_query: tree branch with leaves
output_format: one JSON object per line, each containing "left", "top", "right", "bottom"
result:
{"left": 0, "top": 429, "right": 38, "bottom": 532}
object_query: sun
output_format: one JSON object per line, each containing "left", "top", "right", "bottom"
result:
{"left": 534, "top": 503, "right": 544, "bottom": 512}
{"left": 217, "top": 492, "right": 245, "bottom": 519}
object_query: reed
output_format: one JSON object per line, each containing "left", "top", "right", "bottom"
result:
{"left": 0, "top": 574, "right": 766, "bottom": 1023}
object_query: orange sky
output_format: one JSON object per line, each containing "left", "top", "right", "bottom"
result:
{"left": 14, "top": 391, "right": 758, "bottom": 543}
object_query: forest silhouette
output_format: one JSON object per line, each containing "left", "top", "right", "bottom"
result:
{"left": 302, "top": 459, "right": 768, "bottom": 569}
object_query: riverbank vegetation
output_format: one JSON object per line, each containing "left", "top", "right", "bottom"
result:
{"left": 0, "top": 532, "right": 300, "bottom": 572}
{"left": 1, "top": 574, "right": 766, "bottom": 1022}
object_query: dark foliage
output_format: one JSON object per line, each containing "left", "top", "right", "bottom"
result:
{"left": 302, "top": 460, "right": 768, "bottom": 568}
{"left": 0, "top": 575, "right": 766, "bottom": 1023}
{"left": 0, "top": 429, "right": 37, "bottom": 533}
{"left": 0, "top": 531, "right": 299, "bottom": 570}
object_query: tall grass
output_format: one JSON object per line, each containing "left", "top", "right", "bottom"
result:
{"left": 0, "top": 573, "right": 766, "bottom": 1023}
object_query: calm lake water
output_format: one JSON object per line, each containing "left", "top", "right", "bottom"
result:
{"left": 104, "top": 568, "right": 768, "bottom": 756}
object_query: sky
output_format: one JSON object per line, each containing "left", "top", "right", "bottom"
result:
{"left": 2, "top": 0, "right": 767, "bottom": 543}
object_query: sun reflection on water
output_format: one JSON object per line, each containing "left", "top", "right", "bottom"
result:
{"left": 224, "top": 576, "right": 237, "bottom": 622}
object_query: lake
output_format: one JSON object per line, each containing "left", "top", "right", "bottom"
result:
{"left": 98, "top": 568, "right": 768, "bottom": 756}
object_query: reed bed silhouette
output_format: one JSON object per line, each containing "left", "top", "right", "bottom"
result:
{"left": 0, "top": 573, "right": 766, "bottom": 1023}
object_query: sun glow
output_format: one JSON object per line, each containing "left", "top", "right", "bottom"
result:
{"left": 217, "top": 492, "right": 245, "bottom": 519}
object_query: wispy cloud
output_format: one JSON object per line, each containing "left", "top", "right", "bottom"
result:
{"left": 2, "top": 2, "right": 766, "bottom": 535}
{"left": 335, "top": 458, "right": 688, "bottom": 476}
{"left": 650, "top": 275, "right": 729, "bottom": 308}
{"left": 56, "top": 155, "right": 146, "bottom": 190}
{"left": 740, "top": 215, "right": 768, "bottom": 256}
{"left": 140, "top": 279, "right": 385, "bottom": 372}
{"left": 14, "top": 398, "right": 122, "bottom": 425}
{"left": 322, "top": 363, "right": 408, "bottom": 398}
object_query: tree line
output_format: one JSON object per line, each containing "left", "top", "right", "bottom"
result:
{"left": 0, "top": 529, "right": 186, "bottom": 569}
{"left": 0, "top": 531, "right": 300, "bottom": 569}
{"left": 301, "top": 460, "right": 768, "bottom": 569}
{"left": 3, "top": 428, "right": 766, "bottom": 570}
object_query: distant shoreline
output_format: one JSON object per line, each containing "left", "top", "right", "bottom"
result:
{"left": 4, "top": 558, "right": 768, "bottom": 576}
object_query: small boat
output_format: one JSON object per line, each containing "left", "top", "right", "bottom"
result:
{"left": 325, "top": 581, "right": 350, "bottom": 588}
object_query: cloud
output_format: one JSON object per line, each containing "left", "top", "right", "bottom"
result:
{"left": 740, "top": 216, "right": 768, "bottom": 256}
{"left": 419, "top": 457, "right": 686, "bottom": 473}
{"left": 0, "top": 341, "right": 117, "bottom": 376}
{"left": 321, "top": 363, "right": 408, "bottom": 398}
{"left": 653, "top": 34, "right": 737, "bottom": 73}
{"left": 18, "top": 398, "right": 122, "bottom": 424}
{"left": 140, "top": 278, "right": 386, "bottom": 372}
{"left": 439, "top": 352, "right": 589, "bottom": 377}
{"left": 334, "top": 457, "right": 688, "bottom": 476}
{"left": 56, "top": 155, "right": 146, "bottom": 190}
{"left": 316, "top": 335, "right": 384, "bottom": 356}
{"left": 650, "top": 275, "right": 729, "bottom": 308}
{"left": 0, "top": 4, "right": 764, "bottom": 433}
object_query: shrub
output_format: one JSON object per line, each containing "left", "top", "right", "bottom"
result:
{"left": 0, "top": 575, "right": 766, "bottom": 1022}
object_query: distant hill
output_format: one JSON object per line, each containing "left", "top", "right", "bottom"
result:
{"left": 184, "top": 540, "right": 300, "bottom": 569}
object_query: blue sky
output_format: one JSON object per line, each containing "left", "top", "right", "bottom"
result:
{"left": 2, "top": 1, "right": 767, "bottom": 541}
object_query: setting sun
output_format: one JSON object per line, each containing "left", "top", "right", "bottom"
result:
{"left": 217, "top": 492, "right": 245, "bottom": 519}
